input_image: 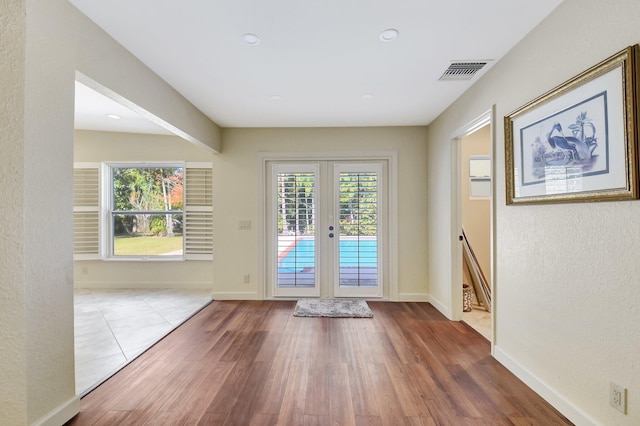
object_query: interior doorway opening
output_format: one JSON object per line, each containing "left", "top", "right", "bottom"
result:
{"left": 460, "top": 125, "right": 492, "bottom": 340}
{"left": 450, "top": 108, "right": 494, "bottom": 343}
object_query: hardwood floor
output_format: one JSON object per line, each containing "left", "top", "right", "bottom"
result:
{"left": 66, "top": 301, "right": 572, "bottom": 425}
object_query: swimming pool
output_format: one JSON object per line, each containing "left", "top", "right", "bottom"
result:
{"left": 278, "top": 238, "right": 377, "bottom": 272}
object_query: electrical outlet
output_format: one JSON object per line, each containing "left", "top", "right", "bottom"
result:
{"left": 610, "top": 382, "right": 627, "bottom": 414}
{"left": 243, "top": 273, "right": 250, "bottom": 283}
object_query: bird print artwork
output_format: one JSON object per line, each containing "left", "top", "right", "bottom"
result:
{"left": 529, "top": 111, "right": 600, "bottom": 180}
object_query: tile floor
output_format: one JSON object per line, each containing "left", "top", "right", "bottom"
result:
{"left": 463, "top": 307, "right": 491, "bottom": 341}
{"left": 461, "top": 283, "right": 492, "bottom": 341}
{"left": 74, "top": 288, "right": 212, "bottom": 396}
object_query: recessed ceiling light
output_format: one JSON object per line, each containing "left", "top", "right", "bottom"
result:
{"left": 105, "top": 114, "right": 121, "bottom": 120}
{"left": 270, "top": 95, "right": 282, "bottom": 101}
{"left": 243, "top": 33, "right": 261, "bottom": 45}
{"left": 379, "top": 28, "right": 399, "bottom": 42}
{"left": 361, "top": 94, "right": 374, "bottom": 100}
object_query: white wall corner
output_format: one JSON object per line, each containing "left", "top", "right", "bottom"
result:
{"left": 427, "top": 294, "right": 452, "bottom": 320}
{"left": 31, "top": 395, "right": 80, "bottom": 426}
{"left": 493, "top": 346, "right": 600, "bottom": 426}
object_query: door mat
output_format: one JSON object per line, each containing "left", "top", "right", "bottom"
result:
{"left": 293, "top": 299, "right": 373, "bottom": 318}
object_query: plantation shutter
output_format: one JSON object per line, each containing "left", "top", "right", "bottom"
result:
{"left": 184, "top": 162, "right": 213, "bottom": 260}
{"left": 337, "top": 169, "right": 379, "bottom": 287}
{"left": 73, "top": 163, "right": 101, "bottom": 259}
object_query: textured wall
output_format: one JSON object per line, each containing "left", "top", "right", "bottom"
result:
{"left": 427, "top": 0, "right": 640, "bottom": 423}
{"left": 0, "top": 0, "right": 28, "bottom": 424}
{"left": 23, "top": 0, "right": 77, "bottom": 422}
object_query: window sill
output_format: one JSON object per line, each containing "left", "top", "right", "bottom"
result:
{"left": 103, "top": 256, "right": 185, "bottom": 262}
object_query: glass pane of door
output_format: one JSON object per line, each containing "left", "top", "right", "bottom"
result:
{"left": 273, "top": 164, "right": 319, "bottom": 297}
{"left": 334, "top": 163, "right": 383, "bottom": 297}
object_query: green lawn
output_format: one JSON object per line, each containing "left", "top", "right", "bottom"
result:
{"left": 114, "top": 235, "right": 183, "bottom": 256}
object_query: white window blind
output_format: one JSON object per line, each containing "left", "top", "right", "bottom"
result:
{"left": 338, "top": 171, "right": 379, "bottom": 287}
{"left": 184, "top": 162, "right": 213, "bottom": 260}
{"left": 276, "top": 170, "right": 316, "bottom": 288}
{"left": 73, "top": 163, "right": 101, "bottom": 259}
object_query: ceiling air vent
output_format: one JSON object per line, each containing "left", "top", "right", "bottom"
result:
{"left": 439, "top": 61, "right": 489, "bottom": 81}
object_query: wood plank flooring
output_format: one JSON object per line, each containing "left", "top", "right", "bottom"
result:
{"left": 66, "top": 301, "right": 572, "bottom": 425}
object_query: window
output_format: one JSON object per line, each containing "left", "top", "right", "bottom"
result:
{"left": 73, "top": 162, "right": 213, "bottom": 261}
{"left": 469, "top": 156, "right": 492, "bottom": 199}
{"left": 110, "top": 165, "right": 184, "bottom": 258}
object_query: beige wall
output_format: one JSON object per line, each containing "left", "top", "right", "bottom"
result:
{"left": 216, "top": 127, "right": 429, "bottom": 300}
{"left": 73, "top": 130, "right": 215, "bottom": 289}
{"left": 1, "top": 1, "right": 28, "bottom": 423}
{"left": 74, "top": 126, "right": 429, "bottom": 300}
{"left": 1, "top": 0, "right": 79, "bottom": 423}
{"left": 427, "top": 0, "right": 640, "bottom": 423}
{"left": 1, "top": 1, "right": 222, "bottom": 424}
{"left": 461, "top": 125, "right": 491, "bottom": 288}
{"left": 24, "top": 1, "right": 78, "bottom": 423}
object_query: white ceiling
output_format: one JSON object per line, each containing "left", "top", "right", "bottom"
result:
{"left": 71, "top": 0, "right": 563, "bottom": 132}
{"left": 74, "top": 81, "right": 173, "bottom": 135}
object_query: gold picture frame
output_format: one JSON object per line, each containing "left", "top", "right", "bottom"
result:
{"left": 505, "top": 45, "right": 640, "bottom": 204}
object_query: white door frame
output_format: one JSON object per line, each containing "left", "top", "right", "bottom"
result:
{"left": 258, "top": 151, "right": 398, "bottom": 300}
{"left": 450, "top": 107, "right": 496, "bottom": 347}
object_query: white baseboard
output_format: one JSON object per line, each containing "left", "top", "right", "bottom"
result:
{"left": 74, "top": 281, "right": 213, "bottom": 289}
{"left": 32, "top": 395, "right": 79, "bottom": 426}
{"left": 398, "top": 293, "right": 430, "bottom": 302}
{"left": 427, "top": 294, "right": 452, "bottom": 320}
{"left": 211, "top": 291, "right": 259, "bottom": 300}
{"left": 493, "top": 346, "right": 599, "bottom": 426}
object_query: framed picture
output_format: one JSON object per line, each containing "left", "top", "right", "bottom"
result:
{"left": 505, "top": 45, "right": 640, "bottom": 204}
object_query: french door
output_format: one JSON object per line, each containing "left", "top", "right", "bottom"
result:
{"left": 266, "top": 161, "right": 386, "bottom": 298}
